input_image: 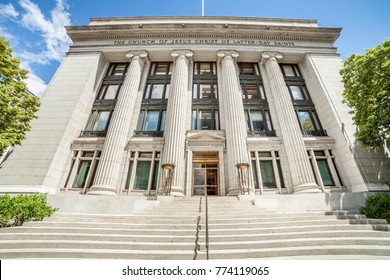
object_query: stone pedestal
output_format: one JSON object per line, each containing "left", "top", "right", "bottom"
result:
{"left": 161, "top": 50, "right": 193, "bottom": 197}
{"left": 261, "top": 52, "right": 320, "bottom": 193}
{"left": 88, "top": 51, "right": 148, "bottom": 195}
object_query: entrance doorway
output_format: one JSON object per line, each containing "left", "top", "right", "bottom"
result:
{"left": 192, "top": 152, "right": 219, "bottom": 196}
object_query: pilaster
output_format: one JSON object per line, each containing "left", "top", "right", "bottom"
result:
{"left": 88, "top": 51, "right": 148, "bottom": 195}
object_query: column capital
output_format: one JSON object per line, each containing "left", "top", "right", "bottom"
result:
{"left": 260, "top": 51, "right": 283, "bottom": 64}
{"left": 125, "top": 50, "right": 148, "bottom": 61}
{"left": 171, "top": 49, "right": 193, "bottom": 60}
{"left": 217, "top": 50, "right": 239, "bottom": 62}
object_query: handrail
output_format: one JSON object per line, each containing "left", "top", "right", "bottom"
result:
{"left": 205, "top": 188, "right": 209, "bottom": 260}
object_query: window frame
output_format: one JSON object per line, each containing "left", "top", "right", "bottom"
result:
{"left": 250, "top": 150, "right": 284, "bottom": 193}
{"left": 63, "top": 150, "right": 101, "bottom": 193}
{"left": 192, "top": 108, "right": 220, "bottom": 130}
{"left": 124, "top": 151, "right": 161, "bottom": 193}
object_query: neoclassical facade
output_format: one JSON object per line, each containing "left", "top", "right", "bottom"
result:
{"left": 0, "top": 16, "right": 388, "bottom": 198}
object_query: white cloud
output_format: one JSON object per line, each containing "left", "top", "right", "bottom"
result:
{"left": 25, "top": 71, "right": 47, "bottom": 98}
{"left": 18, "top": 0, "right": 71, "bottom": 64}
{"left": 0, "top": 3, "right": 19, "bottom": 19}
{"left": 19, "top": 61, "right": 47, "bottom": 97}
{"left": 0, "top": 0, "right": 72, "bottom": 97}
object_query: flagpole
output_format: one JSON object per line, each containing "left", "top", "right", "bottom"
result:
{"left": 202, "top": 0, "right": 204, "bottom": 16}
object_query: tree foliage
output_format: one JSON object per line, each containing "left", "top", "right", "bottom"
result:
{"left": 0, "top": 36, "right": 40, "bottom": 156}
{"left": 360, "top": 193, "right": 390, "bottom": 223}
{"left": 0, "top": 193, "right": 58, "bottom": 227}
{"left": 340, "top": 39, "right": 390, "bottom": 149}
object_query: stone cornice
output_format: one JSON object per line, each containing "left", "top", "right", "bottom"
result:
{"left": 66, "top": 20, "right": 341, "bottom": 44}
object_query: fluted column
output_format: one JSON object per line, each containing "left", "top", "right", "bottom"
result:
{"left": 161, "top": 50, "right": 193, "bottom": 197}
{"left": 261, "top": 52, "right": 320, "bottom": 193}
{"left": 89, "top": 51, "right": 148, "bottom": 195}
{"left": 217, "top": 51, "right": 250, "bottom": 195}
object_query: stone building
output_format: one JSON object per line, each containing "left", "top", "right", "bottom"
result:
{"left": 0, "top": 16, "right": 388, "bottom": 207}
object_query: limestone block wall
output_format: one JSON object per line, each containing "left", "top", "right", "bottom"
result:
{"left": 301, "top": 53, "right": 389, "bottom": 191}
{"left": 0, "top": 52, "right": 105, "bottom": 193}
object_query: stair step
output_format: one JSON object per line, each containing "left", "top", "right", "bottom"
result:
{"left": 0, "top": 196, "right": 389, "bottom": 259}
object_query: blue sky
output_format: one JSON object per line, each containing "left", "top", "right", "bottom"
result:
{"left": 0, "top": 0, "right": 389, "bottom": 97}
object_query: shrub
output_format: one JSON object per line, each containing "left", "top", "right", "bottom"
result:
{"left": 0, "top": 193, "right": 58, "bottom": 227}
{"left": 360, "top": 193, "right": 390, "bottom": 223}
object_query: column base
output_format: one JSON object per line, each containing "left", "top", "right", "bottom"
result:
{"left": 169, "top": 187, "right": 185, "bottom": 197}
{"left": 87, "top": 185, "right": 118, "bottom": 196}
{"left": 293, "top": 183, "right": 322, "bottom": 194}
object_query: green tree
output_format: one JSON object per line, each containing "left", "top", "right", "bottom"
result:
{"left": 0, "top": 36, "right": 40, "bottom": 156}
{"left": 340, "top": 39, "right": 390, "bottom": 149}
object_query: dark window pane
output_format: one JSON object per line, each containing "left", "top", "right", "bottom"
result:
{"left": 317, "top": 159, "right": 334, "bottom": 186}
{"left": 314, "top": 151, "right": 326, "bottom": 157}
{"left": 82, "top": 151, "right": 94, "bottom": 158}
{"left": 151, "top": 162, "right": 159, "bottom": 190}
{"left": 260, "top": 160, "right": 276, "bottom": 188}
{"left": 252, "top": 160, "right": 259, "bottom": 189}
{"left": 139, "top": 152, "right": 153, "bottom": 158}
{"left": 74, "top": 160, "right": 91, "bottom": 188}
{"left": 276, "top": 160, "right": 285, "bottom": 187}
{"left": 259, "top": 152, "right": 272, "bottom": 157}
{"left": 135, "top": 161, "right": 151, "bottom": 190}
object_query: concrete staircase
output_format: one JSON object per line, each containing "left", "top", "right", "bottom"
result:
{"left": 0, "top": 196, "right": 390, "bottom": 259}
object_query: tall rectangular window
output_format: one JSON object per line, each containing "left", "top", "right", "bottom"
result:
{"left": 125, "top": 151, "right": 161, "bottom": 193}
{"left": 81, "top": 63, "right": 128, "bottom": 138}
{"left": 308, "top": 149, "right": 340, "bottom": 188}
{"left": 280, "top": 63, "right": 326, "bottom": 137}
{"left": 193, "top": 62, "right": 219, "bottom": 130}
{"left": 63, "top": 150, "right": 101, "bottom": 192}
{"left": 250, "top": 150, "right": 284, "bottom": 191}
{"left": 136, "top": 62, "right": 171, "bottom": 137}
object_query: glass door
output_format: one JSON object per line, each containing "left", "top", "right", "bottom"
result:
{"left": 193, "top": 161, "right": 219, "bottom": 196}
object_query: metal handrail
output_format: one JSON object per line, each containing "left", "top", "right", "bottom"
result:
{"left": 205, "top": 187, "right": 209, "bottom": 260}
